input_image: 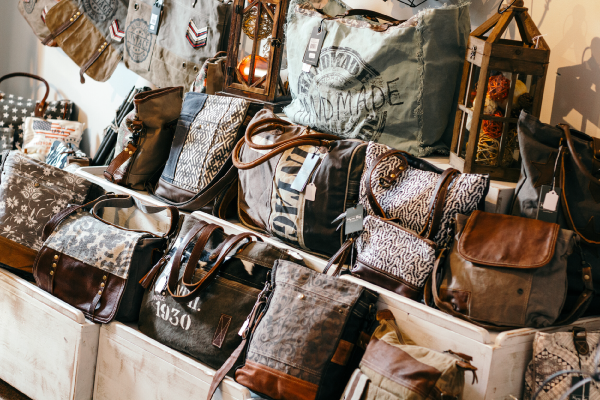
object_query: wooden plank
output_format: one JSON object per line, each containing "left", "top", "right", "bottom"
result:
{"left": 488, "top": 57, "right": 546, "bottom": 76}
{"left": 471, "top": 12, "right": 501, "bottom": 38}
{"left": 489, "top": 43, "right": 549, "bottom": 63}
{"left": 486, "top": 10, "right": 514, "bottom": 43}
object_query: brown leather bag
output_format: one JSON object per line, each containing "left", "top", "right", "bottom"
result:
{"left": 104, "top": 87, "right": 183, "bottom": 190}
{"left": 427, "top": 211, "right": 593, "bottom": 329}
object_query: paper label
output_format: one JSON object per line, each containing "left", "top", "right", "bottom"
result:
{"left": 305, "top": 183, "right": 316, "bottom": 201}
{"left": 148, "top": 1, "right": 163, "bottom": 35}
{"left": 536, "top": 185, "right": 561, "bottom": 223}
{"left": 302, "top": 63, "right": 312, "bottom": 72}
{"left": 345, "top": 205, "right": 364, "bottom": 235}
{"left": 542, "top": 190, "right": 559, "bottom": 211}
{"left": 302, "top": 26, "right": 327, "bottom": 67}
{"left": 290, "top": 153, "right": 320, "bottom": 192}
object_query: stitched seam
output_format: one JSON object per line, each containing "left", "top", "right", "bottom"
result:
{"left": 248, "top": 351, "right": 322, "bottom": 378}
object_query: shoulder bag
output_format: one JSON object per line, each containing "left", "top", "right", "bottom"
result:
{"left": 207, "top": 259, "right": 379, "bottom": 400}
{"left": 284, "top": 3, "right": 470, "bottom": 156}
{"left": 513, "top": 112, "right": 600, "bottom": 316}
{"left": 138, "top": 215, "right": 305, "bottom": 372}
{"left": 104, "top": 87, "right": 184, "bottom": 190}
{"left": 233, "top": 109, "right": 367, "bottom": 257}
{"left": 34, "top": 194, "right": 179, "bottom": 323}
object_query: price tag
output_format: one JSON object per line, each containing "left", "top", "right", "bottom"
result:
{"left": 302, "top": 63, "right": 312, "bottom": 72}
{"left": 290, "top": 153, "right": 320, "bottom": 192}
{"left": 345, "top": 205, "right": 364, "bottom": 235}
{"left": 536, "top": 185, "right": 561, "bottom": 223}
{"left": 148, "top": 0, "right": 163, "bottom": 35}
{"left": 542, "top": 190, "right": 559, "bottom": 211}
{"left": 305, "top": 183, "right": 317, "bottom": 201}
{"left": 302, "top": 26, "right": 327, "bottom": 67}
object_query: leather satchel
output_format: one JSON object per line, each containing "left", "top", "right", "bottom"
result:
{"left": 34, "top": 194, "right": 179, "bottom": 323}
{"left": 207, "top": 260, "right": 379, "bottom": 400}
{"left": 428, "top": 211, "right": 592, "bottom": 329}
{"left": 233, "top": 109, "right": 367, "bottom": 257}
{"left": 513, "top": 112, "right": 600, "bottom": 316}
{"left": 138, "top": 215, "right": 305, "bottom": 372}
{"left": 105, "top": 87, "right": 184, "bottom": 190}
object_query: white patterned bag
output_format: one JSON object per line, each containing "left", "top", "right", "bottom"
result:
{"left": 360, "top": 142, "right": 489, "bottom": 246}
{"left": 151, "top": 93, "right": 252, "bottom": 213}
{"left": 524, "top": 329, "right": 600, "bottom": 400}
{"left": 22, "top": 117, "right": 84, "bottom": 161}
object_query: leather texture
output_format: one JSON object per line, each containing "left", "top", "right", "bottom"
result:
{"left": 0, "top": 236, "right": 37, "bottom": 275}
{"left": 352, "top": 260, "right": 422, "bottom": 300}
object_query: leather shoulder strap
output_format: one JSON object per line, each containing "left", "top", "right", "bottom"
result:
{"left": 0, "top": 73, "right": 50, "bottom": 117}
{"left": 364, "top": 149, "right": 409, "bottom": 218}
{"left": 104, "top": 143, "right": 137, "bottom": 183}
{"left": 323, "top": 238, "right": 354, "bottom": 276}
{"left": 419, "top": 168, "right": 461, "bottom": 240}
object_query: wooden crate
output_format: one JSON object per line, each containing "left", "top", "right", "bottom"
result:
{"left": 0, "top": 269, "right": 100, "bottom": 400}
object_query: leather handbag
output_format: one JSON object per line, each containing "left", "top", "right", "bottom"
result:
{"left": 43, "top": 0, "right": 128, "bottom": 83}
{"left": 18, "top": 0, "right": 61, "bottom": 45}
{"left": 150, "top": 93, "right": 252, "bottom": 213}
{"left": 105, "top": 87, "right": 184, "bottom": 190}
{"left": 207, "top": 259, "right": 379, "bottom": 400}
{"left": 361, "top": 142, "right": 489, "bottom": 246}
{"left": 190, "top": 51, "right": 227, "bottom": 94}
{"left": 512, "top": 112, "right": 600, "bottom": 316}
{"left": 284, "top": 3, "right": 469, "bottom": 156}
{"left": 34, "top": 194, "right": 179, "bottom": 323}
{"left": 0, "top": 73, "right": 75, "bottom": 149}
{"left": 122, "top": 0, "right": 232, "bottom": 88}
{"left": 428, "top": 211, "right": 593, "bottom": 329}
{"left": 341, "top": 310, "right": 477, "bottom": 400}
{"left": 138, "top": 215, "right": 305, "bottom": 372}
{"left": 0, "top": 150, "right": 104, "bottom": 279}
{"left": 233, "top": 109, "right": 367, "bottom": 257}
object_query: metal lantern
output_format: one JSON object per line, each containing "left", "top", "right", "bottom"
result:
{"left": 219, "top": 0, "right": 290, "bottom": 111}
{"left": 449, "top": 0, "right": 550, "bottom": 182}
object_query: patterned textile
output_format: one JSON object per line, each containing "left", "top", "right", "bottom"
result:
{"left": 0, "top": 128, "right": 14, "bottom": 150}
{"left": 524, "top": 331, "right": 600, "bottom": 400}
{"left": 186, "top": 19, "right": 208, "bottom": 48}
{"left": 44, "top": 212, "right": 150, "bottom": 279}
{"left": 0, "top": 93, "right": 74, "bottom": 149}
{"left": 172, "top": 96, "right": 247, "bottom": 192}
{"left": 22, "top": 117, "right": 84, "bottom": 160}
{"left": 0, "top": 151, "right": 92, "bottom": 251}
{"left": 359, "top": 142, "right": 489, "bottom": 245}
{"left": 45, "top": 140, "right": 87, "bottom": 169}
{"left": 356, "top": 216, "right": 436, "bottom": 288}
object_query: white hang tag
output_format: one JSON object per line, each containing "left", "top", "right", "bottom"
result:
{"left": 302, "top": 63, "right": 312, "bottom": 72}
{"left": 238, "top": 319, "right": 249, "bottom": 336}
{"left": 305, "top": 183, "right": 316, "bottom": 201}
{"left": 542, "top": 190, "right": 559, "bottom": 211}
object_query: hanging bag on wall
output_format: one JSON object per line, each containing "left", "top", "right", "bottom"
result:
{"left": 18, "top": 0, "right": 61, "bottom": 45}
{"left": 34, "top": 194, "right": 179, "bottom": 323}
{"left": 284, "top": 3, "right": 470, "bottom": 156}
{"left": 512, "top": 112, "right": 600, "bottom": 315}
{"left": 122, "top": 0, "right": 232, "bottom": 88}
{"left": 233, "top": 109, "right": 367, "bottom": 257}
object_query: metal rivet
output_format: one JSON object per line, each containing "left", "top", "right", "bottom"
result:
{"left": 584, "top": 275, "right": 590, "bottom": 280}
{"left": 54, "top": 255, "right": 59, "bottom": 260}
{"left": 339, "top": 309, "right": 344, "bottom": 313}
{"left": 182, "top": 62, "right": 186, "bottom": 68}
{"left": 103, "top": 275, "right": 107, "bottom": 280}
{"left": 390, "top": 174, "right": 396, "bottom": 179}
{"left": 38, "top": 107, "right": 42, "bottom": 112}
{"left": 77, "top": 11, "right": 80, "bottom": 15}
{"left": 34, "top": 182, "right": 40, "bottom": 187}
{"left": 134, "top": 3, "right": 139, "bottom": 10}
{"left": 297, "top": 293, "right": 304, "bottom": 300}
{"left": 98, "top": 49, "right": 102, "bottom": 53}
{"left": 50, "top": 271, "right": 54, "bottom": 276}
{"left": 104, "top": 42, "right": 107, "bottom": 46}
{"left": 128, "top": 151, "right": 133, "bottom": 155}
{"left": 101, "top": 282, "right": 105, "bottom": 287}
{"left": 70, "top": 18, "right": 74, "bottom": 22}
{"left": 517, "top": 288, "right": 524, "bottom": 295}
{"left": 98, "top": 290, "right": 102, "bottom": 295}
{"left": 193, "top": 66, "right": 199, "bottom": 73}
{"left": 52, "top": 263, "right": 56, "bottom": 268}
{"left": 161, "top": 291, "right": 166, "bottom": 296}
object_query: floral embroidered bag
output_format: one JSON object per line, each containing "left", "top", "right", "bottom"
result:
{"left": 0, "top": 150, "right": 104, "bottom": 279}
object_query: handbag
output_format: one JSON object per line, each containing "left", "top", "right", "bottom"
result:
{"left": 284, "top": 3, "right": 470, "bottom": 156}
{"left": 46, "top": 141, "right": 88, "bottom": 169}
{"left": 22, "top": 117, "right": 84, "bottom": 161}
{"left": 43, "top": 0, "right": 127, "bottom": 83}
{"left": 233, "top": 109, "right": 367, "bottom": 257}
{"left": 512, "top": 112, "right": 600, "bottom": 316}
{"left": 524, "top": 328, "right": 600, "bottom": 400}
{"left": 18, "top": 0, "right": 61, "bottom": 45}
{"left": 122, "top": 0, "right": 232, "bottom": 88}
{"left": 428, "top": 211, "right": 593, "bottom": 329}
{"left": 360, "top": 142, "right": 489, "bottom": 246}
{"left": 0, "top": 150, "right": 104, "bottom": 278}
{"left": 34, "top": 194, "right": 180, "bottom": 323}
{"left": 190, "top": 51, "right": 227, "bottom": 94}
{"left": 341, "top": 310, "right": 477, "bottom": 400}
{"left": 150, "top": 93, "right": 252, "bottom": 213}
{"left": 207, "top": 259, "right": 379, "bottom": 400}
{"left": 104, "top": 87, "right": 184, "bottom": 190}
{"left": 138, "top": 216, "right": 305, "bottom": 372}
{"left": 0, "top": 73, "right": 75, "bottom": 149}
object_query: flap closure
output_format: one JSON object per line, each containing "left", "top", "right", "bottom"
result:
{"left": 458, "top": 211, "right": 559, "bottom": 269}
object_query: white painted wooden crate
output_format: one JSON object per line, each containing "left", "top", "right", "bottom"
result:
{"left": 74, "top": 166, "right": 600, "bottom": 400}
{"left": 0, "top": 269, "right": 100, "bottom": 400}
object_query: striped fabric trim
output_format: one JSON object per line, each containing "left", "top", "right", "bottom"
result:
{"left": 341, "top": 369, "right": 369, "bottom": 400}
{"left": 41, "top": 6, "right": 49, "bottom": 23}
{"left": 186, "top": 19, "right": 208, "bottom": 48}
{"left": 110, "top": 19, "right": 125, "bottom": 42}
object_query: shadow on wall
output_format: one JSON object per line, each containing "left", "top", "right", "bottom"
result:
{"left": 551, "top": 36, "right": 600, "bottom": 133}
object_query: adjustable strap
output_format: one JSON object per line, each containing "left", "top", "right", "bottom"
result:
{"left": 323, "top": 238, "right": 354, "bottom": 276}
{"left": 104, "top": 143, "right": 137, "bottom": 183}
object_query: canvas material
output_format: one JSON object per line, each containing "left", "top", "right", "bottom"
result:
{"left": 78, "top": 0, "right": 129, "bottom": 54}
{"left": 46, "top": 141, "right": 87, "bottom": 169}
{"left": 356, "top": 216, "right": 436, "bottom": 289}
{"left": 122, "top": 0, "right": 231, "bottom": 88}
{"left": 22, "top": 117, "right": 84, "bottom": 160}
{"left": 0, "top": 93, "right": 74, "bottom": 149}
{"left": 524, "top": 331, "right": 600, "bottom": 400}
{"left": 44, "top": 212, "right": 150, "bottom": 279}
{"left": 0, "top": 151, "right": 92, "bottom": 251}
{"left": 284, "top": 2, "right": 470, "bottom": 156}
{"left": 18, "top": 0, "right": 60, "bottom": 42}
{"left": 360, "top": 142, "right": 489, "bottom": 246}
{"left": 113, "top": 109, "right": 135, "bottom": 157}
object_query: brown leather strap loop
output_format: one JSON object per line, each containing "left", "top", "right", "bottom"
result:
{"left": 420, "top": 169, "right": 460, "bottom": 240}
{"left": 104, "top": 142, "right": 137, "bottom": 183}
{"left": 323, "top": 238, "right": 354, "bottom": 276}
{"left": 180, "top": 224, "right": 224, "bottom": 287}
{"left": 364, "top": 150, "right": 410, "bottom": 218}
{"left": 0, "top": 73, "right": 50, "bottom": 117}
{"left": 559, "top": 124, "right": 600, "bottom": 184}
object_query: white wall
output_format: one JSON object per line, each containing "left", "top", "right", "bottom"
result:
{"left": 1, "top": 0, "right": 598, "bottom": 157}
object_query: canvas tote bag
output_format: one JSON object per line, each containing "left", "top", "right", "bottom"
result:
{"left": 284, "top": 2, "right": 470, "bottom": 156}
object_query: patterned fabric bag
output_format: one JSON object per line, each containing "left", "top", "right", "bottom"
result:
{"left": 46, "top": 141, "right": 88, "bottom": 169}
{"left": 34, "top": 194, "right": 179, "bottom": 323}
{"left": 524, "top": 329, "right": 600, "bottom": 400}
{"left": 360, "top": 142, "right": 489, "bottom": 246}
{"left": 207, "top": 260, "right": 379, "bottom": 400}
{"left": 151, "top": 93, "right": 252, "bottom": 213}
{"left": 0, "top": 150, "right": 104, "bottom": 278}
{"left": 0, "top": 73, "right": 75, "bottom": 149}
{"left": 22, "top": 117, "right": 84, "bottom": 161}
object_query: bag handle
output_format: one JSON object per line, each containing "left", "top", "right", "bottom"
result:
{"left": 559, "top": 124, "right": 600, "bottom": 184}
{"left": 322, "top": 237, "right": 355, "bottom": 276}
{"left": 0, "top": 72, "right": 50, "bottom": 117}
{"left": 231, "top": 117, "right": 339, "bottom": 170}
{"left": 419, "top": 169, "right": 461, "bottom": 240}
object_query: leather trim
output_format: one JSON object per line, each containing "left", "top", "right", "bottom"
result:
{"left": 439, "top": 288, "right": 471, "bottom": 315}
{"left": 352, "top": 260, "right": 422, "bottom": 300}
{"left": 212, "top": 314, "right": 232, "bottom": 349}
{"left": 361, "top": 338, "right": 441, "bottom": 398}
{"left": 0, "top": 236, "right": 37, "bottom": 273}
{"left": 235, "top": 360, "right": 318, "bottom": 400}
{"left": 154, "top": 177, "right": 196, "bottom": 203}
{"left": 331, "top": 339, "right": 354, "bottom": 366}
{"left": 458, "top": 210, "right": 559, "bottom": 268}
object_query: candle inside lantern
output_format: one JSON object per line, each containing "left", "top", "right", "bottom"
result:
{"left": 238, "top": 55, "right": 268, "bottom": 84}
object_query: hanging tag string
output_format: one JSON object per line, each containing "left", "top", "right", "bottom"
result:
{"left": 498, "top": 0, "right": 518, "bottom": 14}
{"left": 532, "top": 34, "right": 547, "bottom": 49}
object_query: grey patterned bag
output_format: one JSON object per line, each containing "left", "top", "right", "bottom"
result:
{"left": 151, "top": 93, "right": 252, "bottom": 213}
